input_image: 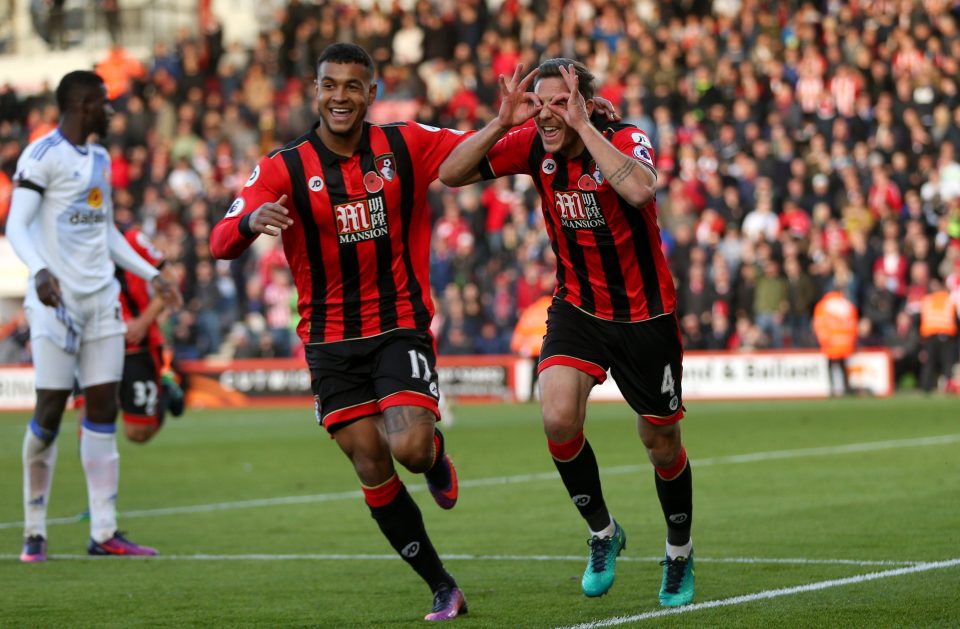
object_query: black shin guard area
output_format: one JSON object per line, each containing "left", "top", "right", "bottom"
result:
{"left": 370, "top": 486, "right": 452, "bottom": 591}
{"left": 655, "top": 462, "right": 693, "bottom": 546}
{"left": 553, "top": 439, "right": 611, "bottom": 532}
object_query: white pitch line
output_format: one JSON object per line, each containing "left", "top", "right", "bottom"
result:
{"left": 1, "top": 433, "right": 958, "bottom": 531}
{"left": 0, "top": 553, "right": 924, "bottom": 567}
{"left": 554, "top": 558, "right": 960, "bottom": 629}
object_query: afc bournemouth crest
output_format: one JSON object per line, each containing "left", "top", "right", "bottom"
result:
{"left": 375, "top": 153, "right": 396, "bottom": 182}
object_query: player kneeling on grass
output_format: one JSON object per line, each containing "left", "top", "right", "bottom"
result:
{"left": 8, "top": 70, "right": 182, "bottom": 562}
{"left": 115, "top": 226, "right": 185, "bottom": 443}
{"left": 439, "top": 59, "right": 695, "bottom": 606}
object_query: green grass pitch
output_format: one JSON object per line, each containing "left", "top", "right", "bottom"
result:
{"left": 1, "top": 397, "right": 958, "bottom": 627}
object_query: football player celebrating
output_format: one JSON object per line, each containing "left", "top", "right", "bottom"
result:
{"left": 440, "top": 60, "right": 695, "bottom": 607}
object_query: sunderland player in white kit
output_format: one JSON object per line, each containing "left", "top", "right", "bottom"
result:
{"left": 6, "top": 71, "right": 181, "bottom": 561}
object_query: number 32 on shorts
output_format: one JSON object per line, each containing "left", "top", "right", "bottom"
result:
{"left": 661, "top": 364, "right": 680, "bottom": 412}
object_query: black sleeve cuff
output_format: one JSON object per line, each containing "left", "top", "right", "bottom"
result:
{"left": 640, "top": 161, "right": 658, "bottom": 179}
{"left": 478, "top": 158, "right": 495, "bottom": 181}
{"left": 238, "top": 213, "right": 256, "bottom": 239}
{"left": 16, "top": 179, "right": 45, "bottom": 194}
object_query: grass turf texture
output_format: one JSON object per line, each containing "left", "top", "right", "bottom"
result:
{"left": 0, "top": 397, "right": 958, "bottom": 627}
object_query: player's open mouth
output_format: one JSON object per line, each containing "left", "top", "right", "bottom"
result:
{"left": 329, "top": 108, "right": 353, "bottom": 122}
{"left": 539, "top": 126, "right": 561, "bottom": 141}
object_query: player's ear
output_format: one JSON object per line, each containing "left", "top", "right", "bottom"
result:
{"left": 367, "top": 79, "right": 378, "bottom": 105}
{"left": 585, "top": 98, "right": 595, "bottom": 116}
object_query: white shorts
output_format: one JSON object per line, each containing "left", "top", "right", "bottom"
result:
{"left": 25, "top": 279, "right": 126, "bottom": 389}
{"left": 32, "top": 335, "right": 125, "bottom": 389}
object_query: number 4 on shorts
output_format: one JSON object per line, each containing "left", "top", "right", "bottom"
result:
{"left": 661, "top": 364, "right": 675, "bottom": 396}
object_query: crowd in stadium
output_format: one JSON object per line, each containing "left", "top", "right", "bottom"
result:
{"left": 1, "top": 0, "right": 959, "bottom": 390}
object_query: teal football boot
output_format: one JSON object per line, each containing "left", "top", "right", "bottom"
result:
{"left": 581, "top": 522, "right": 626, "bottom": 597}
{"left": 659, "top": 549, "right": 695, "bottom": 606}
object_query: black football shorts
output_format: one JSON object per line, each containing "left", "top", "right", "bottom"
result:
{"left": 539, "top": 299, "right": 685, "bottom": 423}
{"left": 305, "top": 329, "right": 441, "bottom": 432}
{"left": 120, "top": 346, "right": 162, "bottom": 424}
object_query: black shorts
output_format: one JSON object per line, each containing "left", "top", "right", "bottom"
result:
{"left": 120, "top": 346, "right": 162, "bottom": 425}
{"left": 305, "top": 329, "right": 441, "bottom": 433}
{"left": 538, "top": 299, "right": 684, "bottom": 423}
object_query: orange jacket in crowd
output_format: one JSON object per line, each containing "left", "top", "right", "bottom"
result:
{"left": 812, "top": 291, "right": 859, "bottom": 359}
{"left": 919, "top": 290, "right": 958, "bottom": 337}
{"left": 511, "top": 295, "right": 553, "bottom": 358}
{"left": 95, "top": 45, "right": 146, "bottom": 101}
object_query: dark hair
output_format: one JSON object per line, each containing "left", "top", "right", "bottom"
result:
{"left": 317, "top": 43, "right": 375, "bottom": 75}
{"left": 536, "top": 58, "right": 595, "bottom": 101}
{"left": 56, "top": 70, "right": 104, "bottom": 111}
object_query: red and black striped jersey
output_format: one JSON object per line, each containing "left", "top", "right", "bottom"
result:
{"left": 210, "top": 121, "right": 469, "bottom": 343}
{"left": 481, "top": 124, "right": 676, "bottom": 322}
{"left": 116, "top": 227, "right": 165, "bottom": 351}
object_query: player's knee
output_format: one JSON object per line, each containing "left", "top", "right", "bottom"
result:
{"left": 34, "top": 390, "right": 71, "bottom": 431}
{"left": 639, "top": 421, "right": 681, "bottom": 468}
{"left": 541, "top": 403, "right": 582, "bottom": 443}
{"left": 648, "top": 443, "right": 681, "bottom": 469}
{"left": 124, "top": 422, "right": 158, "bottom": 443}
{"left": 643, "top": 433, "right": 681, "bottom": 469}
{"left": 87, "top": 399, "right": 119, "bottom": 423}
{"left": 350, "top": 453, "right": 395, "bottom": 487}
{"left": 391, "top": 434, "right": 434, "bottom": 473}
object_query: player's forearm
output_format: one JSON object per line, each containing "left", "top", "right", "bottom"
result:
{"left": 6, "top": 188, "right": 49, "bottom": 276}
{"left": 109, "top": 225, "right": 160, "bottom": 281}
{"left": 576, "top": 123, "right": 656, "bottom": 208}
{"left": 439, "top": 119, "right": 511, "bottom": 186}
{"left": 210, "top": 215, "right": 256, "bottom": 260}
{"left": 140, "top": 295, "right": 167, "bottom": 326}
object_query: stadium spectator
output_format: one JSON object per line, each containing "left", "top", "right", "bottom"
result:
{"left": 6, "top": 71, "right": 180, "bottom": 562}
{"left": 918, "top": 277, "right": 959, "bottom": 393}
{"left": 813, "top": 290, "right": 859, "bottom": 397}
{"left": 439, "top": 59, "right": 695, "bottom": 606}
{"left": 887, "top": 310, "right": 922, "bottom": 388}
{"left": 209, "top": 44, "right": 467, "bottom": 622}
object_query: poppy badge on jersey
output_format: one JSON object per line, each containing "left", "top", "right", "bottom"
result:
{"left": 364, "top": 171, "right": 384, "bottom": 194}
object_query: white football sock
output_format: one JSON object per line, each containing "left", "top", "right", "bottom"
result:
{"left": 589, "top": 517, "right": 616, "bottom": 539}
{"left": 666, "top": 538, "right": 693, "bottom": 560}
{"left": 23, "top": 422, "right": 58, "bottom": 539}
{"left": 81, "top": 422, "right": 119, "bottom": 543}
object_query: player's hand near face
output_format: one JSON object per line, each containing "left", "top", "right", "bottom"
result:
{"left": 592, "top": 96, "right": 621, "bottom": 122}
{"left": 35, "top": 268, "right": 62, "bottom": 308}
{"left": 546, "top": 64, "right": 593, "bottom": 132}
{"left": 249, "top": 194, "right": 293, "bottom": 237}
{"left": 495, "top": 64, "right": 542, "bottom": 129}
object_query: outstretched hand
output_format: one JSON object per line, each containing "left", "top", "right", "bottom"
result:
{"left": 151, "top": 274, "right": 183, "bottom": 309}
{"left": 546, "top": 64, "right": 592, "bottom": 131}
{"left": 249, "top": 194, "right": 293, "bottom": 237}
{"left": 495, "top": 64, "right": 542, "bottom": 129}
